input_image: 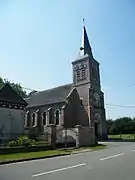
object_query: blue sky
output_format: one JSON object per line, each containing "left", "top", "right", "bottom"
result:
{"left": 0, "top": 0, "right": 135, "bottom": 119}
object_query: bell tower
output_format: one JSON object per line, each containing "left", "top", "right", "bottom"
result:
{"left": 72, "top": 21, "right": 108, "bottom": 140}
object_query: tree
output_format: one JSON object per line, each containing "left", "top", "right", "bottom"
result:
{"left": 0, "top": 77, "right": 27, "bottom": 98}
{"left": 106, "top": 119, "right": 114, "bottom": 134}
{"left": 114, "top": 117, "right": 133, "bottom": 134}
{"left": 107, "top": 117, "right": 135, "bottom": 135}
{"left": 10, "top": 82, "right": 27, "bottom": 98}
{"left": 0, "top": 77, "right": 4, "bottom": 88}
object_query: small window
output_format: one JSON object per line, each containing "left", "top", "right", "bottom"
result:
{"left": 55, "top": 110, "right": 60, "bottom": 125}
{"left": 42, "top": 112, "right": 47, "bottom": 126}
{"left": 32, "top": 113, "right": 36, "bottom": 126}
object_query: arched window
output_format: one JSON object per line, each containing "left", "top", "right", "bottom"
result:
{"left": 95, "top": 113, "right": 101, "bottom": 123}
{"left": 80, "top": 97, "right": 83, "bottom": 106}
{"left": 35, "top": 109, "right": 40, "bottom": 127}
{"left": 32, "top": 113, "right": 36, "bottom": 126}
{"left": 42, "top": 112, "right": 47, "bottom": 126}
{"left": 25, "top": 111, "right": 30, "bottom": 127}
{"left": 55, "top": 110, "right": 60, "bottom": 125}
{"left": 48, "top": 107, "right": 52, "bottom": 124}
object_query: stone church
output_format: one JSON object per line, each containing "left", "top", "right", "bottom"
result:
{"left": 25, "top": 24, "right": 108, "bottom": 142}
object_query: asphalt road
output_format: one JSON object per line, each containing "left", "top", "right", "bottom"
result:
{"left": 1, "top": 142, "right": 135, "bottom": 180}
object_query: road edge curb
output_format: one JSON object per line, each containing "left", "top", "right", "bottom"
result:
{"left": 0, "top": 153, "right": 71, "bottom": 165}
{"left": 0, "top": 144, "right": 106, "bottom": 165}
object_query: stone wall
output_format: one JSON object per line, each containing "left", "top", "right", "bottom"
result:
{"left": 46, "top": 125, "right": 95, "bottom": 146}
{"left": 76, "top": 126, "right": 95, "bottom": 146}
{"left": 0, "top": 108, "right": 25, "bottom": 141}
{"left": 56, "top": 127, "right": 77, "bottom": 144}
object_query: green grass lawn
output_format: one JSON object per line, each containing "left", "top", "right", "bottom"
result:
{"left": 108, "top": 134, "right": 135, "bottom": 140}
{"left": 0, "top": 149, "right": 70, "bottom": 162}
{"left": 0, "top": 144, "right": 105, "bottom": 162}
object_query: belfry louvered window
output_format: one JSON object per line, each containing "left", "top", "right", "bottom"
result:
{"left": 77, "top": 70, "right": 81, "bottom": 81}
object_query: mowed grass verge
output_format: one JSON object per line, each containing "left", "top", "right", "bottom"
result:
{"left": 0, "top": 149, "right": 70, "bottom": 162}
{"left": 0, "top": 144, "right": 106, "bottom": 162}
{"left": 108, "top": 134, "right": 135, "bottom": 140}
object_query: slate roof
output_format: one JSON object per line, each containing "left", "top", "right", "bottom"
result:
{"left": 0, "top": 83, "right": 27, "bottom": 105}
{"left": 26, "top": 83, "right": 73, "bottom": 108}
{"left": 79, "top": 25, "right": 93, "bottom": 58}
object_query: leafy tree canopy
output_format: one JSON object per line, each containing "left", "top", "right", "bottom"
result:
{"left": 0, "top": 77, "right": 27, "bottom": 98}
{"left": 107, "top": 117, "right": 135, "bottom": 135}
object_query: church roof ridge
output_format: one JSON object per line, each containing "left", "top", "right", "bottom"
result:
{"left": 39, "top": 83, "right": 72, "bottom": 93}
{"left": 27, "top": 83, "right": 73, "bottom": 98}
{"left": 26, "top": 83, "right": 73, "bottom": 107}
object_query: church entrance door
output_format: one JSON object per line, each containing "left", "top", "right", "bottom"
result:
{"left": 95, "top": 121, "right": 101, "bottom": 140}
{"left": 95, "top": 122, "right": 98, "bottom": 138}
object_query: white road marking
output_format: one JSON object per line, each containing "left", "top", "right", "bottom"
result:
{"left": 132, "top": 150, "right": 135, "bottom": 152}
{"left": 32, "top": 163, "right": 86, "bottom": 177}
{"left": 100, "top": 153, "right": 124, "bottom": 161}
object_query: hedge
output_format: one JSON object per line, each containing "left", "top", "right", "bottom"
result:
{"left": 0, "top": 145, "right": 52, "bottom": 154}
{"left": 0, "top": 142, "right": 76, "bottom": 154}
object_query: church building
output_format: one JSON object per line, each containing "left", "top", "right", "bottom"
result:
{"left": 25, "top": 24, "right": 108, "bottom": 141}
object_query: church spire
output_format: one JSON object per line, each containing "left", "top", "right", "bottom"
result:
{"left": 79, "top": 19, "right": 93, "bottom": 58}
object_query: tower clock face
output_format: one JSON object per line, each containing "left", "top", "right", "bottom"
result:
{"left": 93, "top": 93, "right": 100, "bottom": 104}
{"left": 74, "top": 63, "right": 87, "bottom": 71}
{"left": 95, "top": 113, "right": 101, "bottom": 123}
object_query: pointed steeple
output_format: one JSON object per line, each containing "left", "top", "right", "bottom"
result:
{"left": 79, "top": 20, "right": 93, "bottom": 58}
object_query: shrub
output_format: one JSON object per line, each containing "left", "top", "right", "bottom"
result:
{"left": 7, "top": 140, "right": 17, "bottom": 147}
{"left": 8, "top": 136, "right": 36, "bottom": 147}
{"left": 16, "top": 136, "right": 30, "bottom": 147}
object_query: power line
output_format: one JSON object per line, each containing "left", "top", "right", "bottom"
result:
{"left": 23, "top": 83, "right": 135, "bottom": 91}
{"left": 21, "top": 82, "right": 135, "bottom": 93}
{"left": 20, "top": 85, "right": 135, "bottom": 108}
{"left": 105, "top": 103, "right": 135, "bottom": 108}
{"left": 22, "top": 90, "right": 135, "bottom": 108}
{"left": 82, "top": 99, "right": 135, "bottom": 108}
